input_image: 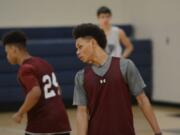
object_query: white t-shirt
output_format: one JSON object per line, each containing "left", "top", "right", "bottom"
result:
{"left": 105, "top": 26, "right": 122, "bottom": 57}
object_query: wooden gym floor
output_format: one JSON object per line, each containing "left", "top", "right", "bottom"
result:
{"left": 0, "top": 105, "right": 180, "bottom": 135}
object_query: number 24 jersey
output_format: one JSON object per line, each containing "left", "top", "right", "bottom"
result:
{"left": 18, "top": 57, "right": 71, "bottom": 133}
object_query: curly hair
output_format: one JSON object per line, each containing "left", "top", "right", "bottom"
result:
{"left": 72, "top": 23, "right": 107, "bottom": 49}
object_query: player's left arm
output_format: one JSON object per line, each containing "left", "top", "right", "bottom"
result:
{"left": 12, "top": 86, "right": 41, "bottom": 123}
{"left": 136, "top": 92, "right": 162, "bottom": 135}
{"left": 124, "top": 59, "right": 162, "bottom": 135}
{"left": 119, "top": 29, "right": 134, "bottom": 58}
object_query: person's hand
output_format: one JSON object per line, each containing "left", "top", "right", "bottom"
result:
{"left": 12, "top": 112, "right": 23, "bottom": 124}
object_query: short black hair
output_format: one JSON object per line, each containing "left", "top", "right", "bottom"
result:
{"left": 2, "top": 31, "right": 27, "bottom": 49}
{"left": 97, "top": 6, "right": 112, "bottom": 16}
{"left": 72, "top": 23, "right": 107, "bottom": 49}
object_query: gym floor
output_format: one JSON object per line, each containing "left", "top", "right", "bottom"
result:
{"left": 0, "top": 105, "right": 180, "bottom": 135}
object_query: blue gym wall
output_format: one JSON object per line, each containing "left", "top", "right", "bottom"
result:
{"left": 0, "top": 25, "right": 152, "bottom": 110}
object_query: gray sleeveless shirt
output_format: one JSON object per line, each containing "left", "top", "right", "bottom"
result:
{"left": 105, "top": 26, "right": 122, "bottom": 57}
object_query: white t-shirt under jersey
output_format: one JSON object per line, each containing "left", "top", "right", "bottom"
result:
{"left": 105, "top": 26, "right": 122, "bottom": 57}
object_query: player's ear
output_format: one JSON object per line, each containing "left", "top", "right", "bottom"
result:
{"left": 91, "top": 38, "right": 99, "bottom": 50}
{"left": 13, "top": 46, "right": 19, "bottom": 54}
{"left": 91, "top": 38, "right": 96, "bottom": 47}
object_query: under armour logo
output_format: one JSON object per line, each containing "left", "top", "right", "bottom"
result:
{"left": 100, "top": 79, "right": 106, "bottom": 84}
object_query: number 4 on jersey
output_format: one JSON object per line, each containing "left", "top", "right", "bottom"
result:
{"left": 42, "top": 72, "right": 60, "bottom": 99}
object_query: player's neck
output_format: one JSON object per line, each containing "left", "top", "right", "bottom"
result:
{"left": 100, "top": 24, "right": 111, "bottom": 32}
{"left": 92, "top": 47, "right": 108, "bottom": 67}
{"left": 18, "top": 52, "right": 32, "bottom": 65}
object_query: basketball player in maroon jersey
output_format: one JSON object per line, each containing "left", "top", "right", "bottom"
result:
{"left": 72, "top": 23, "right": 162, "bottom": 135}
{"left": 2, "top": 31, "right": 71, "bottom": 135}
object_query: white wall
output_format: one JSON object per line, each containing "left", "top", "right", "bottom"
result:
{"left": 123, "top": 0, "right": 180, "bottom": 103}
{"left": 0, "top": 0, "right": 180, "bottom": 103}
{"left": 0, "top": 0, "right": 130, "bottom": 27}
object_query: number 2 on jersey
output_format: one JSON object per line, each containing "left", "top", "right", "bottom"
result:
{"left": 42, "top": 72, "right": 59, "bottom": 99}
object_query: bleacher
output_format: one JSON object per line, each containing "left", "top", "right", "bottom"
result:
{"left": 0, "top": 25, "right": 152, "bottom": 110}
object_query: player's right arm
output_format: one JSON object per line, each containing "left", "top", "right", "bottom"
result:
{"left": 73, "top": 70, "right": 88, "bottom": 135}
{"left": 77, "top": 106, "right": 88, "bottom": 135}
{"left": 13, "top": 65, "right": 41, "bottom": 123}
{"left": 12, "top": 86, "right": 41, "bottom": 123}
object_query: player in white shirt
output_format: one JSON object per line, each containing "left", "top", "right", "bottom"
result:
{"left": 97, "top": 6, "right": 134, "bottom": 58}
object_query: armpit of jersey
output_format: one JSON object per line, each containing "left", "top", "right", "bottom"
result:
{"left": 19, "top": 64, "right": 39, "bottom": 93}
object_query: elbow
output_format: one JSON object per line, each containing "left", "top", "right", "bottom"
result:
{"left": 138, "top": 96, "right": 151, "bottom": 109}
{"left": 77, "top": 106, "right": 89, "bottom": 117}
{"left": 137, "top": 98, "right": 144, "bottom": 107}
{"left": 125, "top": 44, "right": 134, "bottom": 54}
{"left": 77, "top": 106, "right": 88, "bottom": 113}
{"left": 34, "top": 88, "right": 42, "bottom": 100}
{"left": 136, "top": 92, "right": 150, "bottom": 107}
{"left": 34, "top": 93, "right": 41, "bottom": 101}
{"left": 28, "top": 86, "right": 42, "bottom": 101}
{"left": 130, "top": 45, "right": 134, "bottom": 53}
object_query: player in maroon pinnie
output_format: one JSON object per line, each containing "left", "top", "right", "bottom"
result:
{"left": 2, "top": 31, "right": 71, "bottom": 135}
{"left": 72, "top": 23, "right": 162, "bottom": 135}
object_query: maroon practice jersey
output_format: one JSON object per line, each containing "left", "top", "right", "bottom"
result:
{"left": 18, "top": 57, "right": 71, "bottom": 134}
{"left": 84, "top": 57, "right": 135, "bottom": 135}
